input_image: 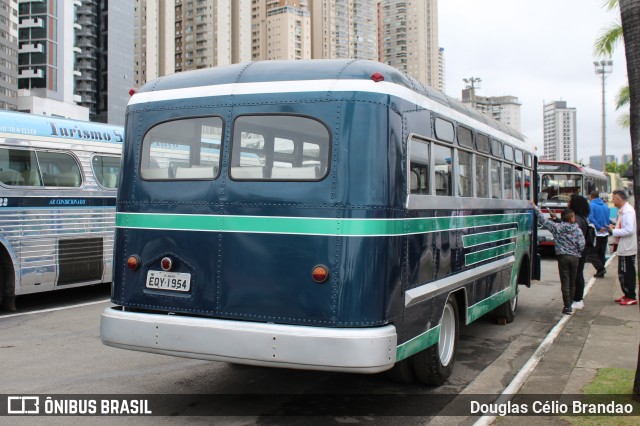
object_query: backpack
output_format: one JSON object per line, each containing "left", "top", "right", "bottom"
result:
{"left": 586, "top": 222, "right": 597, "bottom": 247}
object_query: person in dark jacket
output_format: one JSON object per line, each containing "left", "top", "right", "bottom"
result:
{"left": 568, "top": 194, "right": 591, "bottom": 310}
{"left": 588, "top": 191, "right": 609, "bottom": 277}
{"left": 532, "top": 201, "right": 585, "bottom": 315}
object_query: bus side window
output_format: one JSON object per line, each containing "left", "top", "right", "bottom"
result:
{"left": 476, "top": 155, "right": 489, "bottom": 198}
{"left": 35, "top": 151, "right": 82, "bottom": 188}
{"left": 503, "top": 164, "right": 514, "bottom": 199}
{"left": 457, "top": 150, "right": 472, "bottom": 197}
{"left": 409, "top": 137, "right": 429, "bottom": 195}
{"left": 433, "top": 143, "right": 452, "bottom": 196}
{"left": 490, "top": 159, "right": 501, "bottom": 198}
{"left": 0, "top": 147, "right": 41, "bottom": 187}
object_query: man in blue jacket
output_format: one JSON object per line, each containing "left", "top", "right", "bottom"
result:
{"left": 589, "top": 191, "right": 609, "bottom": 277}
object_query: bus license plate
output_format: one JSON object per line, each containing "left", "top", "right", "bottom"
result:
{"left": 145, "top": 271, "right": 191, "bottom": 292}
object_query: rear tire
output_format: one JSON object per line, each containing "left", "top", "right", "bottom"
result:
{"left": 410, "top": 295, "right": 459, "bottom": 386}
{"left": 385, "top": 358, "right": 416, "bottom": 383}
{"left": 494, "top": 290, "right": 518, "bottom": 324}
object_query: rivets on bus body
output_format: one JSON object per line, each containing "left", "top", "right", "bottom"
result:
{"left": 311, "top": 265, "right": 329, "bottom": 283}
{"left": 161, "top": 257, "right": 173, "bottom": 271}
{"left": 371, "top": 72, "right": 385, "bottom": 82}
{"left": 127, "top": 255, "right": 141, "bottom": 271}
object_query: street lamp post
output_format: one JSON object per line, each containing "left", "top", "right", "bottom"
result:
{"left": 594, "top": 60, "right": 613, "bottom": 172}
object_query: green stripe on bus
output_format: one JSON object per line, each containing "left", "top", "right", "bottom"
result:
{"left": 462, "top": 228, "right": 518, "bottom": 248}
{"left": 465, "top": 242, "right": 516, "bottom": 266}
{"left": 116, "top": 212, "right": 532, "bottom": 237}
{"left": 467, "top": 285, "right": 516, "bottom": 323}
{"left": 395, "top": 325, "right": 440, "bottom": 362}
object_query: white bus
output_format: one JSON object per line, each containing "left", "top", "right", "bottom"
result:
{"left": 0, "top": 111, "right": 123, "bottom": 310}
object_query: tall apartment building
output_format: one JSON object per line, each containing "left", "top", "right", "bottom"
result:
{"left": 17, "top": 0, "right": 88, "bottom": 119}
{"left": 462, "top": 86, "right": 522, "bottom": 132}
{"left": 589, "top": 155, "right": 616, "bottom": 171}
{"left": 0, "top": 0, "right": 18, "bottom": 111}
{"left": 543, "top": 101, "right": 577, "bottom": 162}
{"left": 75, "top": 0, "right": 133, "bottom": 125}
{"left": 438, "top": 46, "right": 445, "bottom": 93}
{"left": 309, "top": 0, "right": 377, "bottom": 60}
{"left": 379, "top": 0, "right": 439, "bottom": 90}
{"left": 135, "top": 0, "right": 250, "bottom": 86}
{"left": 251, "top": 0, "right": 311, "bottom": 60}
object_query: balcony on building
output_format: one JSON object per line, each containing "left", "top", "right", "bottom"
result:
{"left": 19, "top": 17, "right": 44, "bottom": 28}
{"left": 19, "top": 69, "right": 44, "bottom": 79}
{"left": 19, "top": 43, "right": 44, "bottom": 54}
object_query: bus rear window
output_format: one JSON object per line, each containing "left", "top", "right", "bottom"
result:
{"left": 230, "top": 115, "right": 330, "bottom": 180}
{"left": 140, "top": 117, "right": 223, "bottom": 180}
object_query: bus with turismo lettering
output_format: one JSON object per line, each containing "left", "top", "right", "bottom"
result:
{"left": 0, "top": 111, "right": 123, "bottom": 310}
{"left": 100, "top": 59, "right": 539, "bottom": 385}
{"left": 537, "top": 160, "right": 607, "bottom": 250}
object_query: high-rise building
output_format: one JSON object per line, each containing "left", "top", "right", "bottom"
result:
{"left": 379, "top": 0, "right": 439, "bottom": 90}
{"left": 309, "top": 0, "right": 378, "bottom": 60}
{"left": 543, "top": 101, "right": 577, "bottom": 162}
{"left": 17, "top": 0, "right": 88, "bottom": 119}
{"left": 135, "top": 0, "right": 250, "bottom": 86}
{"left": 438, "top": 47, "right": 445, "bottom": 94}
{"left": 462, "top": 85, "right": 521, "bottom": 132}
{"left": 621, "top": 153, "right": 631, "bottom": 164}
{"left": 76, "top": 0, "right": 133, "bottom": 125}
{"left": 0, "top": 0, "right": 18, "bottom": 111}
{"left": 589, "top": 155, "right": 616, "bottom": 171}
{"left": 251, "top": 0, "right": 311, "bottom": 60}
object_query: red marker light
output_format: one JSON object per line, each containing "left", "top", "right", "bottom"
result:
{"left": 161, "top": 257, "right": 173, "bottom": 271}
{"left": 311, "top": 265, "right": 329, "bottom": 283}
{"left": 371, "top": 72, "right": 384, "bottom": 82}
{"left": 127, "top": 255, "right": 140, "bottom": 271}
{"left": 129, "top": 88, "right": 137, "bottom": 96}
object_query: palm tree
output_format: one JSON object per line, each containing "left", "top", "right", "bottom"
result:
{"left": 618, "top": 0, "right": 640, "bottom": 401}
{"left": 595, "top": 0, "right": 630, "bottom": 127}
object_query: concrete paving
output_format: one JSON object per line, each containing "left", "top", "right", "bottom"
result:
{"left": 488, "top": 255, "right": 640, "bottom": 425}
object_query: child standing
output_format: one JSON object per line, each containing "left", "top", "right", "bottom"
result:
{"left": 531, "top": 201, "right": 585, "bottom": 315}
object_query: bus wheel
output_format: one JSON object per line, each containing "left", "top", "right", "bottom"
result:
{"left": 410, "top": 295, "right": 459, "bottom": 386}
{"left": 495, "top": 291, "right": 518, "bottom": 324}
{"left": 385, "top": 358, "right": 416, "bottom": 383}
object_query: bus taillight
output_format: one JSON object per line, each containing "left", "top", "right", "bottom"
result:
{"left": 311, "top": 265, "right": 329, "bottom": 283}
{"left": 127, "top": 255, "right": 141, "bottom": 271}
{"left": 161, "top": 257, "right": 173, "bottom": 271}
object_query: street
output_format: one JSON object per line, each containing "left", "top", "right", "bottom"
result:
{"left": 0, "top": 256, "right": 574, "bottom": 423}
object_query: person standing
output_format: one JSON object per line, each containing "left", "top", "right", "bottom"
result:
{"left": 532, "top": 201, "right": 585, "bottom": 315}
{"left": 568, "top": 194, "right": 591, "bottom": 310}
{"left": 588, "top": 191, "right": 609, "bottom": 277}
{"left": 609, "top": 189, "right": 638, "bottom": 305}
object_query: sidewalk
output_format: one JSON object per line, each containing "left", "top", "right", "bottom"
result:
{"left": 481, "top": 255, "right": 640, "bottom": 425}
{"left": 517, "top": 255, "right": 639, "bottom": 395}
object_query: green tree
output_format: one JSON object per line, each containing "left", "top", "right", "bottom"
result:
{"left": 605, "top": 160, "right": 630, "bottom": 175}
{"left": 595, "top": 0, "right": 630, "bottom": 127}
{"left": 617, "top": 0, "right": 640, "bottom": 401}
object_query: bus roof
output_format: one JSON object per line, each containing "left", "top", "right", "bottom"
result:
{"left": 538, "top": 160, "right": 607, "bottom": 178}
{"left": 131, "top": 59, "right": 532, "bottom": 152}
{"left": 0, "top": 110, "right": 123, "bottom": 145}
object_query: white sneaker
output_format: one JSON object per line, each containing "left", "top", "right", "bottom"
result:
{"left": 571, "top": 300, "right": 584, "bottom": 310}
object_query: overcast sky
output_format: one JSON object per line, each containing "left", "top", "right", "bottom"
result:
{"left": 438, "top": 0, "right": 630, "bottom": 165}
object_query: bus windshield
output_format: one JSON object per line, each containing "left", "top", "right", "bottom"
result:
{"left": 539, "top": 173, "right": 582, "bottom": 202}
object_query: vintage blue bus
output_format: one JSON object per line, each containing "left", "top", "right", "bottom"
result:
{"left": 101, "top": 60, "right": 539, "bottom": 385}
{"left": 0, "top": 111, "right": 123, "bottom": 310}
